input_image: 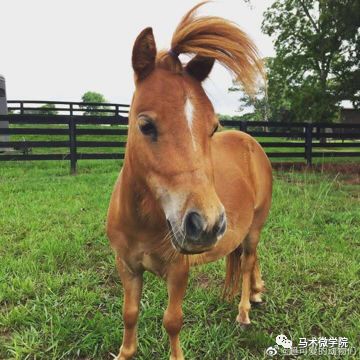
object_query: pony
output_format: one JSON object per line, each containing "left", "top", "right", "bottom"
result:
{"left": 106, "top": 2, "right": 272, "bottom": 359}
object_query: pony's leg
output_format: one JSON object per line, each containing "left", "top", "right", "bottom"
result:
{"left": 116, "top": 256, "right": 143, "bottom": 360}
{"left": 163, "top": 263, "right": 189, "bottom": 360}
{"left": 250, "top": 254, "right": 265, "bottom": 304}
{"left": 237, "top": 230, "right": 259, "bottom": 326}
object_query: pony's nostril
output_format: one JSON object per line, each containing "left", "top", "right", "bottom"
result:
{"left": 184, "top": 212, "right": 204, "bottom": 240}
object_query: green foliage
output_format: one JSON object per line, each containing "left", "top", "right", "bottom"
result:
{"left": 218, "top": 113, "right": 249, "bottom": 122}
{"left": 38, "top": 104, "right": 58, "bottom": 115}
{"left": 229, "top": 83, "right": 270, "bottom": 121}
{"left": 81, "top": 91, "right": 110, "bottom": 116}
{"left": 24, "top": 104, "right": 58, "bottom": 115}
{"left": 262, "top": 0, "right": 360, "bottom": 122}
{"left": 217, "top": 114, "right": 237, "bottom": 120}
{"left": 81, "top": 91, "right": 106, "bottom": 104}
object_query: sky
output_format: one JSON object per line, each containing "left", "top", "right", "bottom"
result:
{"left": 0, "top": 0, "right": 275, "bottom": 115}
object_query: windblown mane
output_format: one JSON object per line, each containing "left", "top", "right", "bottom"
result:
{"left": 157, "top": 1, "right": 264, "bottom": 94}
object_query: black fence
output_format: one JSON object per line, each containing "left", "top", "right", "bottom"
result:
{"left": 7, "top": 100, "right": 130, "bottom": 116}
{"left": 1, "top": 101, "right": 360, "bottom": 174}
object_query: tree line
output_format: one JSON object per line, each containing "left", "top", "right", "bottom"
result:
{"left": 21, "top": 91, "right": 110, "bottom": 116}
{"left": 229, "top": 0, "right": 360, "bottom": 123}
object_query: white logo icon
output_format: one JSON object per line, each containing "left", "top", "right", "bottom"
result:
{"left": 265, "top": 346, "right": 278, "bottom": 356}
{"left": 276, "top": 334, "right": 292, "bottom": 349}
{"left": 265, "top": 334, "right": 293, "bottom": 356}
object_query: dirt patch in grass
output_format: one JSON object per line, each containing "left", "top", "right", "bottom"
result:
{"left": 0, "top": 329, "right": 12, "bottom": 340}
{"left": 194, "top": 271, "right": 223, "bottom": 290}
{"left": 272, "top": 162, "right": 360, "bottom": 175}
{"left": 342, "top": 176, "right": 360, "bottom": 185}
{"left": 195, "top": 272, "right": 213, "bottom": 289}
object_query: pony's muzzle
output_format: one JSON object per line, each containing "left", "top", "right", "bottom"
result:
{"left": 181, "top": 210, "right": 227, "bottom": 252}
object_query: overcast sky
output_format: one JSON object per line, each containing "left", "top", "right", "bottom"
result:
{"left": 1, "top": 0, "right": 275, "bottom": 115}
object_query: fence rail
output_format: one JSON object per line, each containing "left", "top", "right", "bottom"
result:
{"left": 7, "top": 100, "right": 130, "bottom": 116}
{"left": 1, "top": 104, "right": 360, "bottom": 174}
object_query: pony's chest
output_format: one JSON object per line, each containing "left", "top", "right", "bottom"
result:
{"left": 140, "top": 252, "right": 168, "bottom": 278}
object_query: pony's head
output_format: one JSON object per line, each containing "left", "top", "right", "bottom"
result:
{"left": 127, "top": 2, "right": 263, "bottom": 254}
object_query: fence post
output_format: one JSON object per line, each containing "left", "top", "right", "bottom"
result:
{"left": 305, "top": 123, "right": 313, "bottom": 166}
{"left": 69, "top": 116, "right": 77, "bottom": 175}
{"left": 240, "top": 120, "right": 247, "bottom": 133}
{"left": 0, "top": 74, "right": 11, "bottom": 152}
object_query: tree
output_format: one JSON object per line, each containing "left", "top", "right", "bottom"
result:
{"left": 229, "top": 84, "right": 270, "bottom": 121}
{"left": 228, "top": 57, "right": 271, "bottom": 121}
{"left": 262, "top": 0, "right": 360, "bottom": 122}
{"left": 80, "top": 91, "right": 109, "bottom": 116}
{"left": 24, "top": 103, "right": 58, "bottom": 115}
{"left": 38, "top": 103, "right": 58, "bottom": 115}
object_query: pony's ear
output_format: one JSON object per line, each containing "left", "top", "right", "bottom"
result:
{"left": 132, "top": 27, "right": 157, "bottom": 81}
{"left": 185, "top": 56, "right": 215, "bottom": 82}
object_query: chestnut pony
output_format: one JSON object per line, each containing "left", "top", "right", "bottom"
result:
{"left": 107, "top": 3, "right": 272, "bottom": 359}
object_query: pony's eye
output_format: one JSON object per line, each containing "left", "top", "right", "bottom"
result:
{"left": 139, "top": 120, "right": 157, "bottom": 140}
{"left": 211, "top": 124, "right": 219, "bottom": 137}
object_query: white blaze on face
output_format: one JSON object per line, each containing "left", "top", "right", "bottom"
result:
{"left": 159, "top": 190, "right": 187, "bottom": 248}
{"left": 158, "top": 189, "right": 186, "bottom": 224}
{"left": 185, "top": 97, "right": 197, "bottom": 150}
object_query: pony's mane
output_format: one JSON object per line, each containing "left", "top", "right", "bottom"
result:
{"left": 156, "top": 1, "right": 264, "bottom": 94}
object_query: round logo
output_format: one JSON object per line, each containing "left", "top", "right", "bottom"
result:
{"left": 265, "top": 346, "right": 278, "bottom": 357}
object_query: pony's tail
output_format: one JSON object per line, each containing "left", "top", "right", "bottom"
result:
{"left": 223, "top": 245, "right": 243, "bottom": 301}
{"left": 169, "top": 1, "right": 264, "bottom": 94}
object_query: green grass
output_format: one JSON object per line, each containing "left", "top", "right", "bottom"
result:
{"left": 8, "top": 124, "right": 127, "bottom": 155}
{"left": 0, "top": 161, "right": 359, "bottom": 359}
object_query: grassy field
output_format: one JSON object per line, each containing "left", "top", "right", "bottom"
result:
{"left": 0, "top": 161, "right": 359, "bottom": 359}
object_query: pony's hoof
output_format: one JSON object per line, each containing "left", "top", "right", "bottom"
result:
{"left": 116, "top": 344, "right": 136, "bottom": 360}
{"left": 236, "top": 314, "right": 251, "bottom": 329}
{"left": 250, "top": 300, "right": 264, "bottom": 307}
{"left": 239, "top": 322, "right": 251, "bottom": 331}
{"left": 250, "top": 292, "right": 263, "bottom": 304}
